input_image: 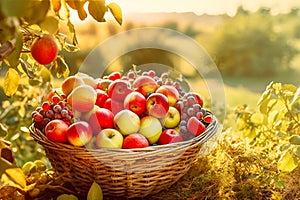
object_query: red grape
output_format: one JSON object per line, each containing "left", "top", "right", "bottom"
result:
{"left": 42, "top": 102, "right": 51, "bottom": 111}
{"left": 52, "top": 95, "right": 60, "bottom": 104}
{"left": 33, "top": 113, "right": 44, "bottom": 123}
{"left": 148, "top": 70, "right": 156, "bottom": 78}
{"left": 53, "top": 105, "right": 62, "bottom": 113}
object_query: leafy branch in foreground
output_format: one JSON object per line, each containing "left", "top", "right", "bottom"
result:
{"left": 0, "top": 0, "right": 122, "bottom": 97}
{"left": 236, "top": 81, "right": 300, "bottom": 173}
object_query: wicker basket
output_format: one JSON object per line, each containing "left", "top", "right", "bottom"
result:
{"left": 29, "top": 114, "right": 219, "bottom": 199}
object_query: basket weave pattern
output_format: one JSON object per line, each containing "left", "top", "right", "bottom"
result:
{"left": 30, "top": 115, "right": 218, "bottom": 199}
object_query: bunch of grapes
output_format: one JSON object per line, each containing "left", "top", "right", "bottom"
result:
{"left": 125, "top": 68, "right": 186, "bottom": 97}
{"left": 32, "top": 95, "right": 73, "bottom": 132}
{"left": 175, "top": 92, "right": 213, "bottom": 140}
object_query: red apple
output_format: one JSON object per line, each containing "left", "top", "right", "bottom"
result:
{"left": 158, "top": 129, "right": 183, "bottom": 145}
{"left": 122, "top": 133, "right": 149, "bottom": 149}
{"left": 95, "top": 89, "right": 109, "bottom": 108}
{"left": 114, "top": 109, "right": 140, "bottom": 135}
{"left": 133, "top": 75, "right": 158, "bottom": 97}
{"left": 96, "top": 129, "right": 123, "bottom": 149}
{"left": 61, "top": 76, "right": 84, "bottom": 96}
{"left": 103, "top": 98, "right": 112, "bottom": 111}
{"left": 146, "top": 93, "right": 169, "bottom": 118}
{"left": 43, "top": 88, "right": 64, "bottom": 102}
{"left": 66, "top": 121, "right": 93, "bottom": 146}
{"left": 31, "top": 34, "right": 58, "bottom": 65}
{"left": 155, "top": 85, "right": 179, "bottom": 106}
{"left": 103, "top": 98, "right": 124, "bottom": 115}
{"left": 124, "top": 91, "right": 146, "bottom": 116}
{"left": 139, "top": 116, "right": 162, "bottom": 144}
{"left": 96, "top": 79, "right": 113, "bottom": 91}
{"left": 81, "top": 105, "right": 99, "bottom": 121}
{"left": 108, "top": 71, "right": 121, "bottom": 81}
{"left": 203, "top": 115, "right": 213, "bottom": 124}
{"left": 107, "top": 80, "right": 132, "bottom": 102}
{"left": 187, "top": 116, "right": 206, "bottom": 136}
{"left": 45, "top": 119, "right": 68, "bottom": 143}
{"left": 67, "top": 85, "right": 97, "bottom": 112}
{"left": 89, "top": 107, "right": 114, "bottom": 133}
{"left": 161, "top": 106, "right": 180, "bottom": 128}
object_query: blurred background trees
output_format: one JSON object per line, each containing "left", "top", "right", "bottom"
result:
{"left": 211, "top": 6, "right": 298, "bottom": 77}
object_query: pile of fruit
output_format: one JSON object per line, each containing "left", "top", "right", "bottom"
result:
{"left": 32, "top": 68, "right": 214, "bottom": 149}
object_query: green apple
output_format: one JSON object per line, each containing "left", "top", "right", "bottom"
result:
{"left": 161, "top": 106, "right": 180, "bottom": 128}
{"left": 114, "top": 109, "right": 140, "bottom": 135}
{"left": 95, "top": 129, "right": 123, "bottom": 149}
{"left": 139, "top": 116, "right": 162, "bottom": 144}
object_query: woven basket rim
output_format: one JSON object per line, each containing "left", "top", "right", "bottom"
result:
{"left": 30, "top": 113, "right": 218, "bottom": 153}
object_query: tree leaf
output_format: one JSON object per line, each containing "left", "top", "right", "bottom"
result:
{"left": 0, "top": 158, "right": 13, "bottom": 177}
{"left": 258, "top": 97, "right": 270, "bottom": 114}
{"left": 289, "top": 135, "right": 300, "bottom": 145}
{"left": 0, "top": 123, "right": 8, "bottom": 137}
{"left": 55, "top": 57, "right": 70, "bottom": 78}
{"left": 66, "top": 0, "right": 77, "bottom": 9}
{"left": 6, "top": 31, "right": 23, "bottom": 68}
{"left": 236, "top": 117, "right": 246, "bottom": 131}
{"left": 64, "top": 43, "right": 80, "bottom": 52}
{"left": 3, "top": 68, "right": 20, "bottom": 97}
{"left": 108, "top": 2, "right": 122, "bottom": 25}
{"left": 23, "top": 0, "right": 50, "bottom": 25}
{"left": 291, "top": 87, "right": 300, "bottom": 105}
{"left": 74, "top": 0, "right": 87, "bottom": 20}
{"left": 18, "top": 104, "right": 25, "bottom": 118}
{"left": 67, "top": 19, "right": 78, "bottom": 45}
{"left": 257, "top": 90, "right": 270, "bottom": 106}
{"left": 5, "top": 168, "right": 26, "bottom": 188}
{"left": 39, "top": 16, "right": 59, "bottom": 34}
{"left": 267, "top": 110, "right": 279, "bottom": 129}
{"left": 250, "top": 113, "right": 265, "bottom": 125}
{"left": 1, "top": 0, "right": 28, "bottom": 17}
{"left": 57, "top": 194, "right": 78, "bottom": 200}
{"left": 282, "top": 84, "right": 297, "bottom": 93}
{"left": 87, "top": 182, "right": 103, "bottom": 200}
{"left": 243, "top": 127, "right": 257, "bottom": 140}
{"left": 291, "top": 101, "right": 300, "bottom": 114}
{"left": 19, "top": 59, "right": 35, "bottom": 78}
{"left": 293, "top": 146, "right": 300, "bottom": 158}
{"left": 52, "top": 0, "right": 62, "bottom": 13}
{"left": 39, "top": 66, "right": 53, "bottom": 84}
{"left": 277, "top": 151, "right": 298, "bottom": 172}
{"left": 2, "top": 0, "right": 50, "bottom": 25}
{"left": 88, "top": 0, "right": 107, "bottom": 22}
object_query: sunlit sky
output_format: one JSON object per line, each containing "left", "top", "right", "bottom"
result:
{"left": 108, "top": 0, "right": 300, "bottom": 16}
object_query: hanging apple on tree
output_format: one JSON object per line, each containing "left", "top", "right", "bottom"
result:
{"left": 30, "top": 34, "right": 59, "bottom": 65}
{"left": 0, "top": 0, "right": 123, "bottom": 98}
